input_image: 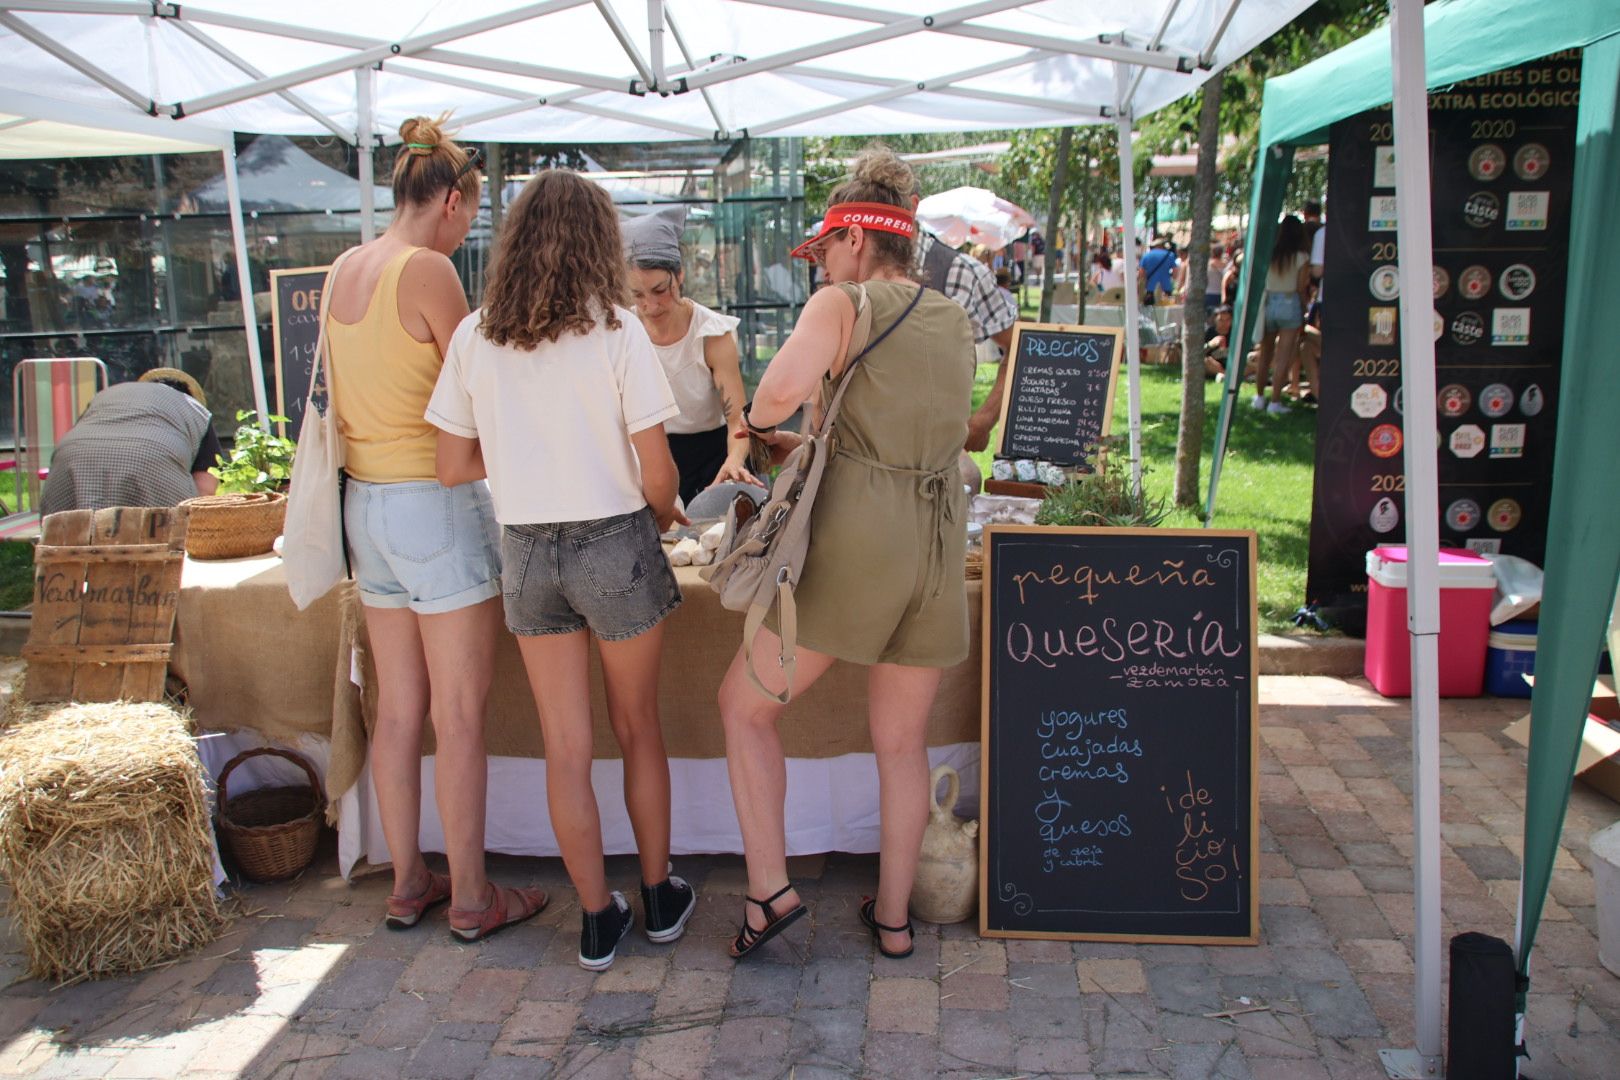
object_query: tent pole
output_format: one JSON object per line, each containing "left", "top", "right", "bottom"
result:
{"left": 356, "top": 67, "right": 376, "bottom": 244}
{"left": 221, "top": 142, "right": 271, "bottom": 431}
{"left": 1382, "top": 0, "right": 1442, "bottom": 1075}
{"left": 1114, "top": 67, "right": 1145, "bottom": 501}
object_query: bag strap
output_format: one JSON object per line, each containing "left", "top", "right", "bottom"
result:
{"left": 741, "top": 580, "right": 798, "bottom": 705}
{"left": 816, "top": 284, "right": 925, "bottom": 438}
{"left": 308, "top": 247, "right": 359, "bottom": 423}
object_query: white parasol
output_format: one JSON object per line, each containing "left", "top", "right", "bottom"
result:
{"left": 915, "top": 186, "right": 1037, "bottom": 250}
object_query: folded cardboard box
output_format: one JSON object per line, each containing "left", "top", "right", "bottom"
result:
{"left": 1503, "top": 679, "right": 1620, "bottom": 804}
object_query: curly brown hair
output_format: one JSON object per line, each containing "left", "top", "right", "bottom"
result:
{"left": 480, "top": 170, "right": 624, "bottom": 348}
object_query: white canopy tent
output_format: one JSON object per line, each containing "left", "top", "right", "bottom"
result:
{"left": 1, "top": 8, "right": 1470, "bottom": 1075}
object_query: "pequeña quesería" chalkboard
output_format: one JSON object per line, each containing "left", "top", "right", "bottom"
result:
{"left": 993, "top": 323, "right": 1123, "bottom": 468}
{"left": 270, "top": 265, "right": 331, "bottom": 440}
{"left": 979, "top": 526, "right": 1259, "bottom": 943}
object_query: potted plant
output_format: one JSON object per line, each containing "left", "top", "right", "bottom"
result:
{"left": 180, "top": 412, "right": 297, "bottom": 560}
{"left": 1035, "top": 436, "right": 1170, "bottom": 528}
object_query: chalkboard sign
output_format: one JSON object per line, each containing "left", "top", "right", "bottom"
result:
{"left": 993, "top": 323, "right": 1123, "bottom": 468}
{"left": 270, "top": 266, "right": 330, "bottom": 440}
{"left": 979, "top": 526, "right": 1259, "bottom": 943}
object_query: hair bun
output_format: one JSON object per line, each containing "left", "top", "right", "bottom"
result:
{"left": 849, "top": 145, "right": 917, "bottom": 200}
{"left": 398, "top": 116, "right": 445, "bottom": 155}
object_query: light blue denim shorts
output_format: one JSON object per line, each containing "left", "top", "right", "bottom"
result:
{"left": 343, "top": 477, "right": 501, "bottom": 614}
{"left": 1263, "top": 290, "right": 1303, "bottom": 333}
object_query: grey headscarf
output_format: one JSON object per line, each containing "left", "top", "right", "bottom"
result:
{"left": 621, "top": 204, "right": 687, "bottom": 269}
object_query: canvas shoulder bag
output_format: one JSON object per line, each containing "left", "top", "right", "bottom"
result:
{"left": 283, "top": 247, "right": 358, "bottom": 611}
{"left": 702, "top": 282, "right": 926, "bottom": 703}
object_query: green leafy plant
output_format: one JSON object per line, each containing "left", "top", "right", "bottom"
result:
{"left": 1035, "top": 436, "right": 1171, "bottom": 529}
{"left": 210, "top": 410, "right": 296, "bottom": 494}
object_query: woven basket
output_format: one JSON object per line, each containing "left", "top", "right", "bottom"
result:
{"left": 179, "top": 492, "right": 286, "bottom": 560}
{"left": 215, "top": 747, "right": 324, "bottom": 883}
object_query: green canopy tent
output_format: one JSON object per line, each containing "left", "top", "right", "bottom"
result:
{"left": 1208, "top": 0, "right": 1620, "bottom": 1070}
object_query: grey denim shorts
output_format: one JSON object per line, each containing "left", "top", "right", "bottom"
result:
{"left": 500, "top": 508, "right": 681, "bottom": 640}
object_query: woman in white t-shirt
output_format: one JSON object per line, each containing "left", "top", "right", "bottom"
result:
{"left": 428, "top": 170, "right": 697, "bottom": 973}
{"left": 1251, "top": 214, "right": 1313, "bottom": 415}
{"left": 622, "top": 207, "right": 757, "bottom": 505}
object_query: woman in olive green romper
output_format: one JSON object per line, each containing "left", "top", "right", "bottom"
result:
{"left": 720, "top": 147, "right": 974, "bottom": 961}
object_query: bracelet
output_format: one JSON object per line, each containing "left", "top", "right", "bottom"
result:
{"left": 743, "top": 403, "right": 776, "bottom": 436}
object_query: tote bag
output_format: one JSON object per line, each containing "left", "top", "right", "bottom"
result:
{"left": 283, "top": 248, "right": 357, "bottom": 611}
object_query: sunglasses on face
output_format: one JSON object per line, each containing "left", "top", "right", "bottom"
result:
{"left": 805, "top": 227, "right": 848, "bottom": 264}
{"left": 445, "top": 145, "right": 485, "bottom": 204}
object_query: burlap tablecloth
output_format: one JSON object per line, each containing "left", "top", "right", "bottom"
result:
{"left": 172, "top": 556, "right": 983, "bottom": 816}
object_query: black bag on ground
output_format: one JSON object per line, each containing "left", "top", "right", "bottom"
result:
{"left": 1447, "top": 931, "right": 1518, "bottom": 1079}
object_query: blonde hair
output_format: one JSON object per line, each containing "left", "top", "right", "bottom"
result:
{"left": 480, "top": 170, "right": 625, "bottom": 348}
{"left": 392, "top": 114, "right": 480, "bottom": 207}
{"left": 825, "top": 144, "right": 918, "bottom": 272}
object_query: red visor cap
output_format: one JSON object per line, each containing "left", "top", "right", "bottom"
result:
{"left": 790, "top": 202, "right": 917, "bottom": 260}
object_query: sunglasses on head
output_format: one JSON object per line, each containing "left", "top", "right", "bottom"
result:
{"left": 445, "top": 145, "right": 485, "bottom": 203}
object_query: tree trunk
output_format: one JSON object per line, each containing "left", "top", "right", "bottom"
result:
{"left": 1038, "top": 126, "right": 1073, "bottom": 324}
{"left": 1173, "top": 74, "right": 1224, "bottom": 508}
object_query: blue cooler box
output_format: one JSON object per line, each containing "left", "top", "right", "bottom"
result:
{"left": 1485, "top": 620, "right": 1537, "bottom": 697}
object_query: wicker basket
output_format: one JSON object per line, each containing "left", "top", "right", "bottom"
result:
{"left": 179, "top": 492, "right": 286, "bottom": 560}
{"left": 215, "top": 747, "right": 324, "bottom": 883}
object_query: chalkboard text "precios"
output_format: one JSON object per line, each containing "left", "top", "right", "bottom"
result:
{"left": 1023, "top": 336, "right": 1103, "bottom": 362}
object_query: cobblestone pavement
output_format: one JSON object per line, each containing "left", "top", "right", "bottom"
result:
{"left": 1, "top": 676, "right": 1617, "bottom": 1078}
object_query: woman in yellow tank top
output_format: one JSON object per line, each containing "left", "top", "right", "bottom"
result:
{"left": 325, "top": 115, "right": 545, "bottom": 940}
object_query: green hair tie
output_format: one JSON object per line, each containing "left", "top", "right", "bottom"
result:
{"left": 405, "top": 142, "right": 436, "bottom": 149}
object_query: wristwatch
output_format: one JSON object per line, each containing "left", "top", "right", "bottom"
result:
{"left": 743, "top": 402, "right": 777, "bottom": 436}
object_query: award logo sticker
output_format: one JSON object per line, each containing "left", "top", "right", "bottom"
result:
{"left": 1506, "top": 191, "right": 1549, "bottom": 231}
{"left": 1466, "top": 538, "right": 1503, "bottom": 555}
{"left": 1369, "top": 195, "right": 1399, "bottom": 231}
{"left": 1368, "top": 307, "right": 1398, "bottom": 346}
{"left": 1498, "top": 263, "right": 1536, "bottom": 301}
{"left": 1492, "top": 308, "right": 1530, "bottom": 346}
{"left": 1374, "top": 146, "right": 1397, "bottom": 188}
{"left": 1479, "top": 383, "right": 1515, "bottom": 418}
{"left": 1437, "top": 384, "right": 1472, "bottom": 417}
{"left": 1351, "top": 383, "right": 1388, "bottom": 419}
{"left": 1432, "top": 265, "right": 1451, "bottom": 300}
{"left": 1369, "top": 423, "right": 1403, "bottom": 459}
{"left": 1490, "top": 423, "right": 1526, "bottom": 459}
{"left": 1369, "top": 497, "right": 1400, "bottom": 534}
{"left": 1432, "top": 310, "right": 1444, "bottom": 343}
{"left": 1458, "top": 265, "right": 1493, "bottom": 301}
{"left": 1451, "top": 311, "right": 1486, "bottom": 346}
{"left": 1463, "top": 191, "right": 1501, "bottom": 228}
{"left": 1468, "top": 143, "right": 1506, "bottom": 181}
{"left": 1513, "top": 142, "right": 1550, "bottom": 181}
{"left": 1446, "top": 498, "right": 1482, "bottom": 532}
{"left": 1369, "top": 265, "right": 1400, "bottom": 301}
{"left": 1449, "top": 424, "right": 1486, "bottom": 458}
{"left": 1520, "top": 383, "right": 1545, "bottom": 417}
{"left": 1488, "top": 498, "right": 1522, "bottom": 533}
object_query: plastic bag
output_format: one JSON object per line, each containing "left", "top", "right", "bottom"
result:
{"left": 1481, "top": 553, "right": 1542, "bottom": 626}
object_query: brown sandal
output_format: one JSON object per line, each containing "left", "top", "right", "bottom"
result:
{"left": 448, "top": 883, "right": 549, "bottom": 943}
{"left": 729, "top": 883, "right": 806, "bottom": 959}
{"left": 385, "top": 870, "right": 452, "bottom": 930}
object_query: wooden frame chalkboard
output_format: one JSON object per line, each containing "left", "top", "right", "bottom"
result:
{"left": 270, "top": 265, "right": 331, "bottom": 440}
{"left": 978, "top": 525, "right": 1260, "bottom": 944}
{"left": 992, "top": 322, "right": 1124, "bottom": 468}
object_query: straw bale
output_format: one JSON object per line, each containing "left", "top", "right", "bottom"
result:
{"left": 0, "top": 699, "right": 225, "bottom": 981}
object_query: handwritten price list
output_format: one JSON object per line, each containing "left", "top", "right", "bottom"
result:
{"left": 983, "top": 528, "right": 1259, "bottom": 942}
{"left": 998, "top": 329, "right": 1119, "bottom": 468}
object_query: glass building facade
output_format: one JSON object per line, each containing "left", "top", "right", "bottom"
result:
{"left": 0, "top": 135, "right": 805, "bottom": 444}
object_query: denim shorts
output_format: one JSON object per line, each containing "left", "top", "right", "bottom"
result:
{"left": 343, "top": 478, "right": 501, "bottom": 614}
{"left": 500, "top": 508, "right": 681, "bottom": 640}
{"left": 1263, "top": 290, "right": 1304, "bottom": 333}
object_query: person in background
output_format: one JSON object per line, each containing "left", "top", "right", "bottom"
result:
{"left": 623, "top": 205, "right": 758, "bottom": 506}
{"left": 1251, "top": 214, "right": 1313, "bottom": 415}
{"left": 1203, "top": 304, "right": 1234, "bottom": 380}
{"left": 1138, "top": 235, "right": 1178, "bottom": 306}
{"left": 1091, "top": 247, "right": 1124, "bottom": 295}
{"left": 39, "top": 368, "right": 220, "bottom": 514}
{"left": 722, "top": 145, "right": 973, "bottom": 963}
{"left": 429, "top": 169, "right": 696, "bottom": 972}
{"left": 1205, "top": 244, "right": 1226, "bottom": 311}
{"left": 323, "top": 115, "right": 544, "bottom": 941}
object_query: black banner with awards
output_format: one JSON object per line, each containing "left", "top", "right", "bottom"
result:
{"left": 1306, "top": 52, "right": 1580, "bottom": 611}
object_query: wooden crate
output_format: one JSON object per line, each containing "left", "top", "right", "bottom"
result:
{"left": 22, "top": 507, "right": 188, "bottom": 703}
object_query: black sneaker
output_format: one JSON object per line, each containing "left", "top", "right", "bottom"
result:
{"left": 578, "top": 892, "right": 634, "bottom": 971}
{"left": 641, "top": 874, "right": 697, "bottom": 944}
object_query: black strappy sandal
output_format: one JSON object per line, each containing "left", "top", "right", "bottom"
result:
{"left": 859, "top": 897, "right": 915, "bottom": 959}
{"left": 730, "top": 883, "right": 807, "bottom": 959}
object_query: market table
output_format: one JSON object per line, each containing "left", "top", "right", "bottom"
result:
{"left": 171, "top": 555, "right": 983, "bottom": 877}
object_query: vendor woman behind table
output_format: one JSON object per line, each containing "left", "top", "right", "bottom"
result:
{"left": 719, "top": 146, "right": 973, "bottom": 962}
{"left": 325, "top": 115, "right": 547, "bottom": 941}
{"left": 623, "top": 205, "right": 758, "bottom": 506}
{"left": 428, "top": 169, "right": 698, "bottom": 972}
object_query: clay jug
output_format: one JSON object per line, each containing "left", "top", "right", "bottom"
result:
{"left": 909, "top": 764, "right": 979, "bottom": 924}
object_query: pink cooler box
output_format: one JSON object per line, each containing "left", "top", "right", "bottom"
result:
{"left": 1364, "top": 546, "right": 1496, "bottom": 697}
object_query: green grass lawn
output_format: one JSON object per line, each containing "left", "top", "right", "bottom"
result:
{"left": 969, "top": 360, "right": 1319, "bottom": 635}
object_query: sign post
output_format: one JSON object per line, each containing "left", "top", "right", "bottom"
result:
{"left": 269, "top": 266, "right": 331, "bottom": 440}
